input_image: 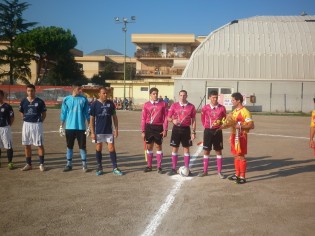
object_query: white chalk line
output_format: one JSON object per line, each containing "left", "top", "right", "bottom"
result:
{"left": 11, "top": 130, "right": 309, "bottom": 140}
{"left": 140, "top": 130, "right": 308, "bottom": 236}
{"left": 141, "top": 145, "right": 203, "bottom": 236}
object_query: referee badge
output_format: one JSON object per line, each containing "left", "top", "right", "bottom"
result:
{"left": 35, "top": 103, "right": 38, "bottom": 107}
{"left": 1, "top": 108, "right": 4, "bottom": 112}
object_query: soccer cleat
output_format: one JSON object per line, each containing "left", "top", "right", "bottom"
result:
{"left": 235, "top": 177, "right": 246, "bottom": 184}
{"left": 96, "top": 170, "right": 104, "bottom": 176}
{"left": 157, "top": 168, "right": 163, "bottom": 174}
{"left": 218, "top": 172, "right": 224, "bottom": 179}
{"left": 21, "top": 164, "right": 32, "bottom": 171}
{"left": 228, "top": 174, "right": 239, "bottom": 181}
{"left": 197, "top": 172, "right": 208, "bottom": 177}
{"left": 82, "top": 165, "right": 88, "bottom": 173}
{"left": 167, "top": 169, "right": 177, "bottom": 176}
{"left": 113, "top": 168, "right": 123, "bottom": 176}
{"left": 63, "top": 165, "right": 72, "bottom": 172}
{"left": 144, "top": 166, "right": 152, "bottom": 172}
{"left": 39, "top": 164, "right": 45, "bottom": 172}
{"left": 8, "top": 162, "right": 14, "bottom": 170}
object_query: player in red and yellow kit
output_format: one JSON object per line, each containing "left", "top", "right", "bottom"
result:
{"left": 227, "top": 92, "right": 254, "bottom": 184}
{"left": 309, "top": 108, "right": 315, "bottom": 157}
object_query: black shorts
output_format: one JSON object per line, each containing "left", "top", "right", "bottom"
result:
{"left": 203, "top": 128, "right": 223, "bottom": 151}
{"left": 65, "top": 130, "right": 86, "bottom": 149}
{"left": 145, "top": 124, "right": 163, "bottom": 145}
{"left": 170, "top": 126, "right": 192, "bottom": 148}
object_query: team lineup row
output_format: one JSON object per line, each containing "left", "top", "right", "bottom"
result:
{"left": 0, "top": 85, "right": 255, "bottom": 184}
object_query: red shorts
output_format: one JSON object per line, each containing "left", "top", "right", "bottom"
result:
{"left": 230, "top": 133, "right": 247, "bottom": 156}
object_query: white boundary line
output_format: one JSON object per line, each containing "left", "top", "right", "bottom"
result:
{"left": 140, "top": 130, "right": 307, "bottom": 236}
{"left": 141, "top": 145, "right": 203, "bottom": 236}
{"left": 11, "top": 130, "right": 309, "bottom": 140}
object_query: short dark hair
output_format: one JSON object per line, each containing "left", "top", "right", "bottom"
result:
{"left": 0, "top": 90, "right": 4, "bottom": 96}
{"left": 179, "top": 90, "right": 187, "bottom": 95}
{"left": 26, "top": 84, "right": 35, "bottom": 90}
{"left": 150, "top": 87, "right": 159, "bottom": 94}
{"left": 99, "top": 87, "right": 109, "bottom": 92}
{"left": 232, "top": 92, "right": 243, "bottom": 103}
{"left": 209, "top": 90, "right": 218, "bottom": 96}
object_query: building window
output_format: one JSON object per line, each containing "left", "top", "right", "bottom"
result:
{"left": 207, "top": 87, "right": 233, "bottom": 97}
{"left": 140, "top": 87, "right": 148, "bottom": 91}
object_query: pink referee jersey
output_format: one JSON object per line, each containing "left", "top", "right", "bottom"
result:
{"left": 168, "top": 102, "right": 196, "bottom": 127}
{"left": 141, "top": 100, "right": 168, "bottom": 131}
{"left": 201, "top": 104, "right": 226, "bottom": 129}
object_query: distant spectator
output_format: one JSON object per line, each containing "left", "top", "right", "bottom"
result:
{"left": 163, "top": 96, "right": 169, "bottom": 105}
{"left": 113, "top": 97, "right": 118, "bottom": 109}
{"left": 159, "top": 96, "right": 163, "bottom": 102}
{"left": 123, "top": 98, "right": 129, "bottom": 110}
{"left": 117, "top": 98, "right": 122, "bottom": 110}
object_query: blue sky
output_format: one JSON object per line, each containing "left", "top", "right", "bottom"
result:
{"left": 23, "top": 0, "right": 315, "bottom": 56}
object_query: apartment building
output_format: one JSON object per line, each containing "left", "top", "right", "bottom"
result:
{"left": 74, "top": 49, "right": 136, "bottom": 79}
{"left": 131, "top": 34, "right": 205, "bottom": 79}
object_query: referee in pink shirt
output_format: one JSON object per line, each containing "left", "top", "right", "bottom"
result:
{"left": 167, "top": 90, "right": 196, "bottom": 176}
{"left": 141, "top": 88, "right": 168, "bottom": 174}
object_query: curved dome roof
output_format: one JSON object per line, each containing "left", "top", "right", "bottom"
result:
{"left": 86, "top": 48, "right": 123, "bottom": 56}
{"left": 182, "top": 16, "right": 315, "bottom": 81}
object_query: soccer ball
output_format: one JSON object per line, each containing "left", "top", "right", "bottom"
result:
{"left": 178, "top": 166, "right": 190, "bottom": 177}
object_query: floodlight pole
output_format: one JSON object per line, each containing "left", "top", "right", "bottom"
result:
{"left": 114, "top": 16, "right": 136, "bottom": 110}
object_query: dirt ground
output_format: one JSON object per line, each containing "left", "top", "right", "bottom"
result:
{"left": 0, "top": 109, "right": 314, "bottom": 236}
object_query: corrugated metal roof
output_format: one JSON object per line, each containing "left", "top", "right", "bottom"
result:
{"left": 182, "top": 16, "right": 315, "bottom": 81}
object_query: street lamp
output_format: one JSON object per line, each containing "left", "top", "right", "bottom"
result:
{"left": 114, "top": 16, "right": 136, "bottom": 110}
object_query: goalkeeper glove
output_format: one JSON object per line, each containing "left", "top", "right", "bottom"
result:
{"left": 85, "top": 126, "right": 91, "bottom": 137}
{"left": 59, "top": 125, "right": 65, "bottom": 137}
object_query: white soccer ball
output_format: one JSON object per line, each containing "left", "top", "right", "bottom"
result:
{"left": 178, "top": 166, "right": 190, "bottom": 177}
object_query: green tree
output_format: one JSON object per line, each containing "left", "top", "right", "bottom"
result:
{"left": 42, "top": 52, "right": 88, "bottom": 86}
{"left": 0, "top": 0, "right": 37, "bottom": 84}
{"left": 14, "top": 26, "right": 78, "bottom": 85}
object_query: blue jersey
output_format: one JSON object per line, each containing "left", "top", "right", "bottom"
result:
{"left": 89, "top": 100, "right": 116, "bottom": 135}
{"left": 60, "top": 95, "right": 90, "bottom": 130}
{"left": 0, "top": 103, "right": 14, "bottom": 127}
{"left": 19, "top": 97, "right": 47, "bottom": 123}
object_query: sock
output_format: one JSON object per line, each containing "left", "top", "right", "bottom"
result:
{"left": 216, "top": 155, "right": 222, "bottom": 173}
{"left": 109, "top": 151, "right": 118, "bottom": 169}
{"left": 66, "top": 148, "right": 73, "bottom": 166}
{"left": 96, "top": 151, "right": 102, "bottom": 170}
{"left": 203, "top": 155, "right": 209, "bottom": 173}
{"left": 156, "top": 151, "right": 163, "bottom": 168}
{"left": 171, "top": 152, "right": 178, "bottom": 170}
{"left": 39, "top": 156, "right": 44, "bottom": 164}
{"left": 7, "top": 148, "right": 13, "bottom": 163}
{"left": 26, "top": 157, "right": 32, "bottom": 165}
{"left": 79, "top": 149, "right": 87, "bottom": 161}
{"left": 240, "top": 159, "right": 247, "bottom": 178}
{"left": 234, "top": 158, "right": 240, "bottom": 177}
{"left": 184, "top": 153, "right": 190, "bottom": 168}
{"left": 79, "top": 149, "right": 87, "bottom": 167}
{"left": 147, "top": 151, "right": 153, "bottom": 167}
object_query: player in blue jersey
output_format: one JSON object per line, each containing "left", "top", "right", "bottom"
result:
{"left": 0, "top": 90, "right": 15, "bottom": 169}
{"left": 60, "top": 84, "right": 90, "bottom": 172}
{"left": 19, "top": 84, "right": 47, "bottom": 171}
{"left": 89, "top": 87, "right": 123, "bottom": 176}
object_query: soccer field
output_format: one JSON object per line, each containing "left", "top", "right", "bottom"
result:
{"left": 0, "top": 109, "right": 314, "bottom": 236}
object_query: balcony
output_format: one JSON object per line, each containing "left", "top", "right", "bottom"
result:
{"left": 135, "top": 51, "right": 191, "bottom": 59}
{"left": 136, "top": 68, "right": 184, "bottom": 77}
